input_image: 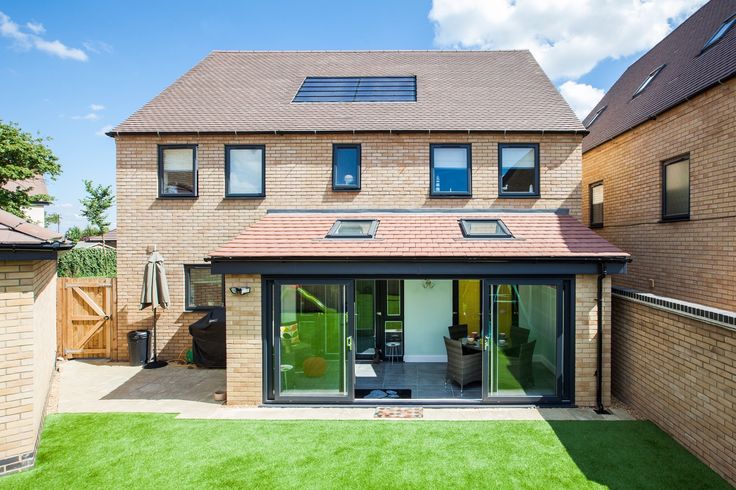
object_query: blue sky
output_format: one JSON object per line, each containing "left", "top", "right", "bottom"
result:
{"left": 0, "top": 0, "right": 706, "bottom": 231}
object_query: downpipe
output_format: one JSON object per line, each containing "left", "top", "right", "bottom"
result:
{"left": 595, "top": 262, "right": 611, "bottom": 414}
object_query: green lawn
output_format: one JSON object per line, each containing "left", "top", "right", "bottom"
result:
{"left": 1, "top": 414, "right": 729, "bottom": 490}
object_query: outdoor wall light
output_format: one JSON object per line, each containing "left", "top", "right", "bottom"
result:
{"left": 229, "top": 286, "right": 251, "bottom": 295}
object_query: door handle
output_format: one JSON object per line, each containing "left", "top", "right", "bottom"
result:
{"left": 484, "top": 336, "right": 490, "bottom": 351}
{"left": 346, "top": 336, "right": 353, "bottom": 351}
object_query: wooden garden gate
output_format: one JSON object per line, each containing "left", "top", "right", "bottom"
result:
{"left": 57, "top": 277, "right": 117, "bottom": 359}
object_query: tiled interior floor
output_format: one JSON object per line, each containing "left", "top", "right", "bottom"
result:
{"left": 355, "top": 362, "right": 482, "bottom": 400}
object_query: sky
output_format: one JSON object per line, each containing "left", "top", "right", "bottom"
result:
{"left": 0, "top": 0, "right": 707, "bottom": 232}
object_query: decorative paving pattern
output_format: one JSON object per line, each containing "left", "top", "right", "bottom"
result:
{"left": 374, "top": 406, "right": 424, "bottom": 419}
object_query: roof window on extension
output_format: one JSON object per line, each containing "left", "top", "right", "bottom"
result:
{"left": 458, "top": 219, "right": 513, "bottom": 239}
{"left": 702, "top": 12, "right": 736, "bottom": 52}
{"left": 632, "top": 65, "right": 666, "bottom": 98}
{"left": 293, "top": 76, "right": 416, "bottom": 103}
{"left": 326, "top": 219, "right": 379, "bottom": 239}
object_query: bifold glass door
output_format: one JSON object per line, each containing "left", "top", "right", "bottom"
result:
{"left": 274, "top": 280, "right": 354, "bottom": 402}
{"left": 483, "top": 281, "right": 566, "bottom": 403}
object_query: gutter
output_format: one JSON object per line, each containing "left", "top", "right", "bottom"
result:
{"left": 107, "top": 128, "right": 589, "bottom": 138}
{"left": 595, "top": 262, "right": 610, "bottom": 415}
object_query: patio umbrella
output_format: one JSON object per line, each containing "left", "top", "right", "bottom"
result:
{"left": 139, "top": 250, "right": 170, "bottom": 369}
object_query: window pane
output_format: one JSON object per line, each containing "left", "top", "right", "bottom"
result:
{"left": 162, "top": 148, "right": 195, "bottom": 195}
{"left": 491, "top": 284, "right": 559, "bottom": 397}
{"left": 591, "top": 184, "right": 604, "bottom": 225}
{"left": 386, "top": 280, "right": 401, "bottom": 316}
{"left": 278, "top": 284, "right": 348, "bottom": 397}
{"left": 228, "top": 148, "right": 263, "bottom": 195}
{"left": 665, "top": 159, "right": 689, "bottom": 217}
{"left": 331, "top": 220, "right": 373, "bottom": 237}
{"left": 460, "top": 219, "right": 512, "bottom": 238}
{"left": 334, "top": 147, "right": 360, "bottom": 188}
{"left": 433, "top": 147, "right": 469, "bottom": 193}
{"left": 187, "top": 267, "right": 223, "bottom": 308}
{"left": 500, "top": 146, "right": 536, "bottom": 194}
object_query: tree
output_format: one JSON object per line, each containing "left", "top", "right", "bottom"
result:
{"left": 80, "top": 180, "right": 115, "bottom": 245}
{"left": 46, "top": 212, "right": 61, "bottom": 232}
{"left": 65, "top": 226, "right": 82, "bottom": 242}
{"left": 0, "top": 120, "right": 61, "bottom": 219}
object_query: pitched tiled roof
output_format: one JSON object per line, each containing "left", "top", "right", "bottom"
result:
{"left": 84, "top": 228, "right": 117, "bottom": 243}
{"left": 0, "top": 209, "right": 68, "bottom": 248}
{"left": 209, "top": 211, "right": 628, "bottom": 261}
{"left": 2, "top": 176, "right": 49, "bottom": 199}
{"left": 111, "top": 51, "right": 584, "bottom": 135}
{"left": 583, "top": 0, "right": 736, "bottom": 152}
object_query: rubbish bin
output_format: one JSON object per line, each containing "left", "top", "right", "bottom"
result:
{"left": 127, "top": 330, "right": 150, "bottom": 366}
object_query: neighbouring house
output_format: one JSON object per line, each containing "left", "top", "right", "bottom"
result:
{"left": 109, "top": 50, "right": 629, "bottom": 408}
{"left": 581, "top": 0, "right": 736, "bottom": 484}
{"left": 0, "top": 210, "right": 72, "bottom": 475}
{"left": 83, "top": 228, "right": 117, "bottom": 248}
{"left": 1, "top": 176, "right": 50, "bottom": 226}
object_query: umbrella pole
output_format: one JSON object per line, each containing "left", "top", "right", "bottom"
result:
{"left": 144, "top": 304, "right": 168, "bottom": 369}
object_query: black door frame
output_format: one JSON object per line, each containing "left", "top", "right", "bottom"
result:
{"left": 270, "top": 278, "right": 355, "bottom": 404}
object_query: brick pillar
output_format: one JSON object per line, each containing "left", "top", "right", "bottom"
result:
{"left": 224, "top": 274, "right": 262, "bottom": 405}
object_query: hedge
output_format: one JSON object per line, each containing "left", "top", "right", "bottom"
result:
{"left": 58, "top": 247, "right": 116, "bottom": 278}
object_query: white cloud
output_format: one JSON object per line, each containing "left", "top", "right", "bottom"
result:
{"left": 96, "top": 124, "right": 113, "bottom": 136}
{"left": 71, "top": 113, "right": 100, "bottom": 121}
{"left": 82, "top": 40, "right": 113, "bottom": 54}
{"left": 90, "top": 104, "right": 105, "bottom": 111}
{"left": 558, "top": 81, "right": 606, "bottom": 120}
{"left": 429, "top": 0, "right": 706, "bottom": 80}
{"left": 0, "top": 10, "right": 88, "bottom": 61}
{"left": 25, "top": 21, "right": 44, "bottom": 34}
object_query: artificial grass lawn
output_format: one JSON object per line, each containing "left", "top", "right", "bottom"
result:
{"left": 1, "top": 414, "right": 729, "bottom": 490}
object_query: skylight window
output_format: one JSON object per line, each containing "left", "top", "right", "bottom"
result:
{"left": 459, "top": 219, "right": 513, "bottom": 239}
{"left": 633, "top": 65, "right": 665, "bottom": 98}
{"left": 293, "top": 77, "right": 416, "bottom": 103}
{"left": 702, "top": 13, "right": 736, "bottom": 52}
{"left": 585, "top": 105, "right": 607, "bottom": 128}
{"left": 326, "top": 219, "right": 379, "bottom": 239}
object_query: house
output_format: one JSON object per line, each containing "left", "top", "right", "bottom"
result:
{"left": 1, "top": 176, "right": 50, "bottom": 226}
{"left": 0, "top": 210, "right": 72, "bottom": 475}
{"left": 109, "top": 50, "right": 628, "bottom": 408}
{"left": 83, "top": 228, "right": 117, "bottom": 248}
{"left": 581, "top": 0, "right": 736, "bottom": 483}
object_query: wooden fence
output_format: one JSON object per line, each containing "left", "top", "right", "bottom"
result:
{"left": 57, "top": 277, "right": 117, "bottom": 359}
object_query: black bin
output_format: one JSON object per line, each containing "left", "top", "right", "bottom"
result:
{"left": 127, "top": 330, "right": 150, "bottom": 366}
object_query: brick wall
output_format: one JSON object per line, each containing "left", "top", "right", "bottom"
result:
{"left": 0, "top": 259, "right": 57, "bottom": 475}
{"left": 612, "top": 296, "right": 736, "bottom": 485}
{"left": 582, "top": 77, "right": 736, "bottom": 311}
{"left": 224, "top": 274, "right": 609, "bottom": 407}
{"left": 116, "top": 132, "right": 583, "bottom": 360}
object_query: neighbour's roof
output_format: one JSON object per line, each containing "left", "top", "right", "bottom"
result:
{"left": 2, "top": 176, "right": 49, "bottom": 201}
{"left": 583, "top": 0, "right": 736, "bottom": 152}
{"left": 111, "top": 51, "right": 584, "bottom": 135}
{"left": 85, "top": 229, "right": 117, "bottom": 243}
{"left": 209, "top": 210, "right": 629, "bottom": 261}
{"left": 0, "top": 209, "right": 68, "bottom": 249}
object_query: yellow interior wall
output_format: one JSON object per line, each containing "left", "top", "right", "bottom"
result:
{"left": 497, "top": 284, "right": 513, "bottom": 336}
{"left": 458, "top": 280, "right": 481, "bottom": 335}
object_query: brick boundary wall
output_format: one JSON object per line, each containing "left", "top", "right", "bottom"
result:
{"left": 611, "top": 290, "right": 736, "bottom": 485}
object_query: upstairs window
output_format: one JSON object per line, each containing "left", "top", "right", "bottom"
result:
{"left": 225, "top": 145, "right": 265, "bottom": 198}
{"left": 633, "top": 65, "right": 665, "bottom": 98}
{"left": 498, "top": 143, "right": 539, "bottom": 197}
{"left": 184, "top": 265, "right": 224, "bottom": 310}
{"left": 702, "top": 13, "right": 736, "bottom": 52}
{"left": 662, "top": 156, "right": 690, "bottom": 221}
{"left": 430, "top": 144, "right": 471, "bottom": 197}
{"left": 159, "top": 145, "right": 196, "bottom": 197}
{"left": 590, "top": 182, "right": 604, "bottom": 227}
{"left": 293, "top": 76, "right": 416, "bottom": 103}
{"left": 326, "top": 219, "right": 379, "bottom": 239}
{"left": 459, "top": 219, "right": 512, "bottom": 238}
{"left": 332, "top": 144, "right": 361, "bottom": 191}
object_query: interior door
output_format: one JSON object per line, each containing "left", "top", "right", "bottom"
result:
{"left": 273, "top": 280, "right": 354, "bottom": 402}
{"left": 482, "top": 280, "right": 565, "bottom": 403}
{"left": 376, "top": 280, "right": 404, "bottom": 361}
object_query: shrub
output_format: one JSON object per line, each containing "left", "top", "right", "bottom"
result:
{"left": 58, "top": 248, "right": 116, "bottom": 277}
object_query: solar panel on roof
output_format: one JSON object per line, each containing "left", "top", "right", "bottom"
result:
{"left": 293, "top": 76, "right": 416, "bottom": 102}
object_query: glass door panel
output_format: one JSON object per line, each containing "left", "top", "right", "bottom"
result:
{"left": 355, "top": 280, "right": 376, "bottom": 359}
{"left": 456, "top": 280, "right": 481, "bottom": 336}
{"left": 275, "top": 281, "right": 353, "bottom": 401}
{"left": 485, "top": 282, "right": 562, "bottom": 401}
